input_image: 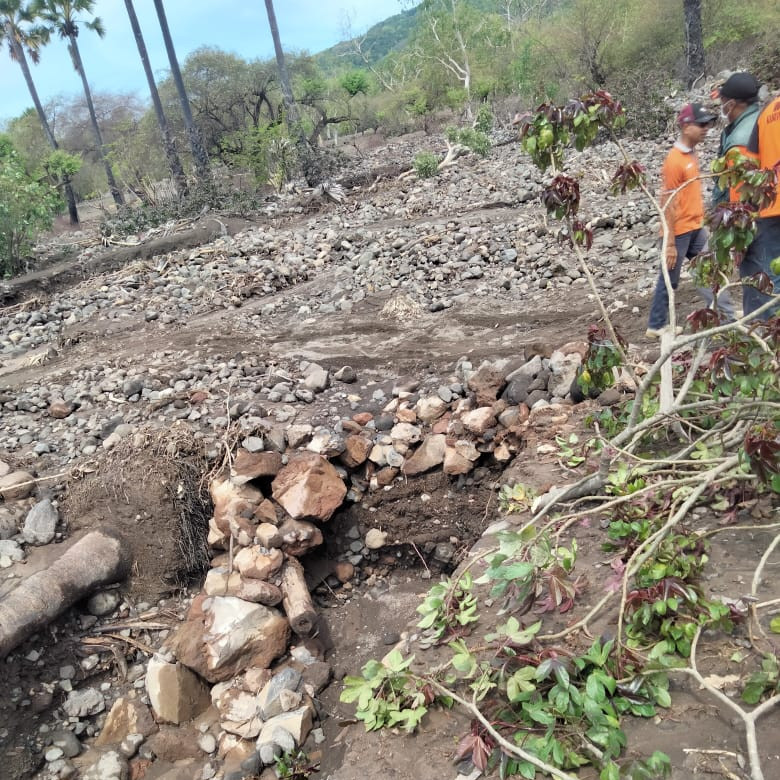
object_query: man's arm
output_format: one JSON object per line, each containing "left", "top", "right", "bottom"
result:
{"left": 660, "top": 157, "right": 679, "bottom": 268}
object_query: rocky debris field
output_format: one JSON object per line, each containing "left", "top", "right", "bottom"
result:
{"left": 0, "top": 126, "right": 751, "bottom": 780}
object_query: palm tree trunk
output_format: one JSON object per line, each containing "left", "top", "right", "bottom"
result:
{"left": 152, "top": 0, "right": 209, "bottom": 182}
{"left": 66, "top": 34, "right": 124, "bottom": 206}
{"left": 123, "top": 0, "right": 187, "bottom": 197}
{"left": 263, "top": 0, "right": 298, "bottom": 124}
{"left": 683, "top": 0, "right": 705, "bottom": 88}
{"left": 5, "top": 21, "right": 79, "bottom": 224}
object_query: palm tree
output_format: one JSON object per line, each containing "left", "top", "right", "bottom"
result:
{"left": 0, "top": 0, "right": 79, "bottom": 223}
{"left": 263, "top": 0, "right": 298, "bottom": 124}
{"left": 152, "top": 0, "right": 209, "bottom": 182}
{"left": 34, "top": 0, "right": 124, "bottom": 206}
{"left": 123, "top": 0, "right": 187, "bottom": 197}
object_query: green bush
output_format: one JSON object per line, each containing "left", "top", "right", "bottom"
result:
{"left": 474, "top": 104, "right": 493, "bottom": 133}
{"left": 445, "top": 126, "right": 491, "bottom": 157}
{"left": 0, "top": 137, "right": 61, "bottom": 276}
{"left": 341, "top": 70, "right": 370, "bottom": 97}
{"left": 228, "top": 123, "right": 298, "bottom": 190}
{"left": 413, "top": 151, "right": 439, "bottom": 178}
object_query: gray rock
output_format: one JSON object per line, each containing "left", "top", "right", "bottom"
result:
{"left": 81, "top": 750, "right": 128, "bottom": 780}
{"left": 334, "top": 366, "right": 356, "bottom": 383}
{"left": 259, "top": 668, "right": 302, "bottom": 720}
{"left": 241, "top": 436, "right": 265, "bottom": 453}
{"left": 302, "top": 368, "right": 329, "bottom": 393}
{"left": 0, "top": 510, "right": 16, "bottom": 540}
{"left": 50, "top": 730, "right": 82, "bottom": 759}
{"left": 22, "top": 498, "right": 58, "bottom": 545}
{"left": 63, "top": 688, "right": 105, "bottom": 718}
{"left": 121, "top": 378, "right": 144, "bottom": 398}
{"left": 87, "top": 590, "right": 121, "bottom": 617}
{"left": 0, "top": 538, "right": 25, "bottom": 565}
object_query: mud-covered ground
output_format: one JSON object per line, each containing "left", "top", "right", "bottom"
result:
{"left": 0, "top": 128, "right": 777, "bottom": 780}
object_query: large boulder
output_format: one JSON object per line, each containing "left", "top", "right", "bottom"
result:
{"left": 170, "top": 595, "right": 290, "bottom": 683}
{"left": 271, "top": 453, "right": 346, "bottom": 522}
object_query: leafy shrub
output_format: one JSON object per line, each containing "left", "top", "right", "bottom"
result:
{"left": 228, "top": 123, "right": 298, "bottom": 189}
{"left": 341, "top": 70, "right": 370, "bottom": 97}
{"left": 0, "top": 137, "right": 62, "bottom": 276}
{"left": 413, "top": 151, "right": 439, "bottom": 178}
{"left": 474, "top": 104, "right": 493, "bottom": 133}
{"left": 445, "top": 126, "right": 491, "bottom": 157}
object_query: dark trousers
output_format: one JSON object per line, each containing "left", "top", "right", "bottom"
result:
{"left": 741, "top": 216, "right": 780, "bottom": 319}
{"left": 648, "top": 229, "right": 704, "bottom": 330}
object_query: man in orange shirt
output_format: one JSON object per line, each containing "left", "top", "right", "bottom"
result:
{"left": 744, "top": 87, "right": 780, "bottom": 319}
{"left": 646, "top": 103, "right": 724, "bottom": 338}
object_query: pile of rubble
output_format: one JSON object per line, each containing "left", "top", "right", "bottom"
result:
{"left": 0, "top": 338, "right": 634, "bottom": 780}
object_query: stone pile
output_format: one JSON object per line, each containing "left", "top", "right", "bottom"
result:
{"left": 0, "top": 338, "right": 621, "bottom": 780}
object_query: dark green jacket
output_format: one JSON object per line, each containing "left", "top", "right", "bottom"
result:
{"left": 711, "top": 103, "right": 760, "bottom": 206}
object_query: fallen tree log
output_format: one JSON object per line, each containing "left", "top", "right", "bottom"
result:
{"left": 0, "top": 528, "right": 131, "bottom": 658}
{"left": 280, "top": 556, "right": 317, "bottom": 636}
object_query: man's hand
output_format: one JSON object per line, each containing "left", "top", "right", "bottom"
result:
{"left": 665, "top": 245, "right": 678, "bottom": 270}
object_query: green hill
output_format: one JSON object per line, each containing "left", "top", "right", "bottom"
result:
{"left": 314, "top": 6, "right": 420, "bottom": 74}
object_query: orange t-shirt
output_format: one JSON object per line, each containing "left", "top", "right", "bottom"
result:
{"left": 661, "top": 143, "right": 704, "bottom": 236}
{"left": 749, "top": 96, "right": 780, "bottom": 218}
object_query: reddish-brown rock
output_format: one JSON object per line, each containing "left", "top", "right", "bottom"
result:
{"left": 48, "top": 400, "right": 75, "bottom": 419}
{"left": 374, "top": 466, "right": 399, "bottom": 487}
{"left": 460, "top": 407, "right": 497, "bottom": 436}
{"left": 352, "top": 412, "right": 373, "bottom": 426}
{"left": 277, "top": 517, "right": 324, "bottom": 556}
{"left": 467, "top": 360, "right": 510, "bottom": 406}
{"left": 271, "top": 453, "right": 346, "bottom": 522}
{"left": 443, "top": 447, "right": 475, "bottom": 475}
{"left": 231, "top": 451, "right": 283, "bottom": 485}
{"left": 170, "top": 595, "right": 290, "bottom": 683}
{"left": 340, "top": 435, "right": 373, "bottom": 469}
{"left": 335, "top": 561, "right": 355, "bottom": 583}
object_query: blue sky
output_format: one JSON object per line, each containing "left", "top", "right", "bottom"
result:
{"left": 1, "top": 0, "right": 410, "bottom": 124}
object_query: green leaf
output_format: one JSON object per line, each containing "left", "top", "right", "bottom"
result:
{"left": 523, "top": 702, "right": 556, "bottom": 725}
{"left": 770, "top": 617, "right": 780, "bottom": 634}
{"left": 600, "top": 761, "right": 621, "bottom": 780}
{"left": 742, "top": 681, "right": 766, "bottom": 705}
{"left": 517, "top": 760, "right": 537, "bottom": 780}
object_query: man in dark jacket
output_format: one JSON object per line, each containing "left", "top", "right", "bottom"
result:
{"left": 712, "top": 72, "right": 762, "bottom": 206}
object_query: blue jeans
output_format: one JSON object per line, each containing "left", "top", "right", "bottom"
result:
{"left": 648, "top": 228, "right": 736, "bottom": 329}
{"left": 740, "top": 216, "right": 780, "bottom": 319}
